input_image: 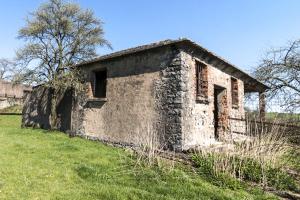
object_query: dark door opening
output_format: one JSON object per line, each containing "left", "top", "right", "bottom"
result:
{"left": 213, "top": 85, "right": 227, "bottom": 140}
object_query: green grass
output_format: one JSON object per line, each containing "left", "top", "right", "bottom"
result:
{"left": 193, "top": 152, "right": 299, "bottom": 192}
{"left": 0, "top": 115, "right": 278, "bottom": 200}
{"left": 286, "top": 147, "right": 300, "bottom": 172}
{"left": 246, "top": 111, "right": 300, "bottom": 123}
{"left": 266, "top": 112, "right": 300, "bottom": 120}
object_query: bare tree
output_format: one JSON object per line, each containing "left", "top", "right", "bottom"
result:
{"left": 254, "top": 39, "right": 300, "bottom": 112}
{"left": 17, "top": 0, "right": 111, "bottom": 129}
{"left": 0, "top": 58, "right": 27, "bottom": 84}
{"left": 0, "top": 58, "right": 14, "bottom": 81}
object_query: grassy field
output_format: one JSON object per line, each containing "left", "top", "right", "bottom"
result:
{"left": 0, "top": 115, "right": 279, "bottom": 200}
{"left": 266, "top": 112, "right": 300, "bottom": 123}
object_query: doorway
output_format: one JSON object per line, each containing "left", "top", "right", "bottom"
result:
{"left": 213, "top": 85, "right": 228, "bottom": 140}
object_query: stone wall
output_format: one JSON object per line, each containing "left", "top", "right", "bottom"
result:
{"left": 0, "top": 80, "right": 31, "bottom": 98}
{"left": 180, "top": 50, "right": 246, "bottom": 150}
{"left": 22, "top": 44, "right": 247, "bottom": 151}
{"left": 73, "top": 46, "right": 246, "bottom": 151}
{"left": 155, "top": 49, "right": 184, "bottom": 150}
{"left": 22, "top": 86, "right": 73, "bottom": 131}
{"left": 72, "top": 46, "right": 184, "bottom": 150}
{"left": 0, "top": 97, "right": 23, "bottom": 109}
{"left": 22, "top": 86, "right": 52, "bottom": 129}
{"left": 0, "top": 80, "right": 32, "bottom": 109}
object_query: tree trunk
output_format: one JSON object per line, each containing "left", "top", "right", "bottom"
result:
{"left": 50, "top": 88, "right": 58, "bottom": 130}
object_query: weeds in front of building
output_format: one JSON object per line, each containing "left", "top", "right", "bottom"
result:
{"left": 131, "top": 123, "right": 177, "bottom": 170}
{"left": 129, "top": 119, "right": 299, "bottom": 194}
{"left": 192, "top": 119, "right": 299, "bottom": 192}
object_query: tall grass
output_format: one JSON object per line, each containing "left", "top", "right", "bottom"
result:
{"left": 132, "top": 123, "right": 173, "bottom": 168}
{"left": 126, "top": 118, "right": 298, "bottom": 192}
{"left": 193, "top": 119, "right": 298, "bottom": 191}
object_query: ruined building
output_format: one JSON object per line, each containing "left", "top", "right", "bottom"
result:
{"left": 0, "top": 80, "right": 32, "bottom": 109}
{"left": 22, "top": 39, "right": 268, "bottom": 151}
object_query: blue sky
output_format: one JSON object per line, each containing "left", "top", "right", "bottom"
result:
{"left": 0, "top": 0, "right": 300, "bottom": 73}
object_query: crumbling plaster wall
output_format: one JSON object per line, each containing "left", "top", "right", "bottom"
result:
{"left": 81, "top": 72, "right": 161, "bottom": 145}
{"left": 73, "top": 46, "right": 246, "bottom": 151}
{"left": 180, "top": 50, "right": 246, "bottom": 150}
{"left": 21, "top": 44, "right": 247, "bottom": 151}
{"left": 74, "top": 46, "right": 183, "bottom": 149}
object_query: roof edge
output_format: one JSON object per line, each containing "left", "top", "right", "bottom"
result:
{"left": 75, "top": 38, "right": 269, "bottom": 90}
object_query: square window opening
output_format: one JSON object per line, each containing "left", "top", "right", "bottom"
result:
{"left": 231, "top": 77, "right": 239, "bottom": 108}
{"left": 92, "top": 70, "right": 107, "bottom": 98}
{"left": 196, "top": 61, "right": 208, "bottom": 98}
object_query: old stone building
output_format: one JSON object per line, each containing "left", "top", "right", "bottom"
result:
{"left": 0, "top": 80, "right": 32, "bottom": 109}
{"left": 22, "top": 38, "right": 268, "bottom": 151}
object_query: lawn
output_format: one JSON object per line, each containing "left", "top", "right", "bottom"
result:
{"left": 0, "top": 115, "right": 278, "bottom": 200}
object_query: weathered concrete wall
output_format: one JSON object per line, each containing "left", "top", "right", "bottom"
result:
{"left": 22, "top": 86, "right": 72, "bottom": 131}
{"left": 73, "top": 46, "right": 183, "bottom": 150}
{"left": 180, "top": 50, "right": 245, "bottom": 150}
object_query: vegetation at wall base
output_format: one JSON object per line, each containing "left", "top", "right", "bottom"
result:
{"left": 0, "top": 115, "right": 280, "bottom": 200}
{"left": 192, "top": 153, "right": 299, "bottom": 193}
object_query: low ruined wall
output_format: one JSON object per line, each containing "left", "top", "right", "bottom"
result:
{"left": 22, "top": 86, "right": 72, "bottom": 131}
{"left": 0, "top": 80, "right": 31, "bottom": 98}
{"left": 0, "top": 80, "right": 32, "bottom": 109}
{"left": 0, "top": 97, "right": 23, "bottom": 109}
{"left": 22, "top": 86, "right": 52, "bottom": 129}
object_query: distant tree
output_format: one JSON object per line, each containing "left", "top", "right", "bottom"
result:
{"left": 254, "top": 39, "right": 300, "bottom": 112}
{"left": 0, "top": 58, "right": 27, "bottom": 84}
{"left": 17, "top": 0, "right": 111, "bottom": 129}
{"left": 0, "top": 58, "right": 14, "bottom": 80}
